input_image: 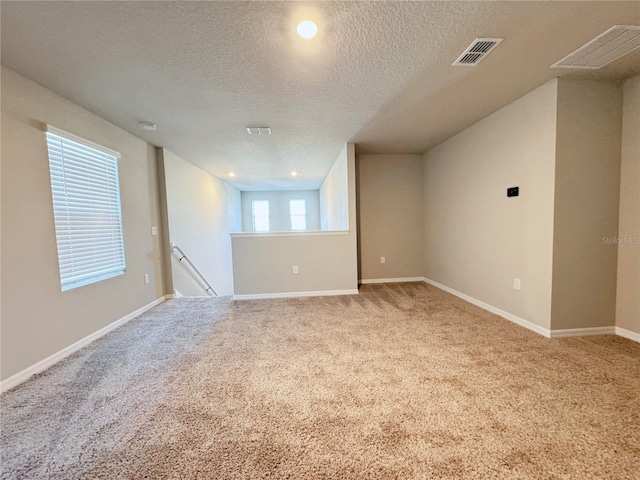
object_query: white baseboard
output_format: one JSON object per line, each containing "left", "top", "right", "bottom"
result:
{"left": 549, "top": 326, "right": 616, "bottom": 338}
{"left": 0, "top": 295, "right": 170, "bottom": 394}
{"left": 423, "top": 278, "right": 551, "bottom": 338}
{"left": 233, "top": 289, "right": 359, "bottom": 301}
{"left": 423, "top": 278, "right": 638, "bottom": 342}
{"left": 615, "top": 326, "right": 640, "bottom": 343}
{"left": 360, "top": 277, "right": 424, "bottom": 284}
{"left": 173, "top": 289, "right": 215, "bottom": 299}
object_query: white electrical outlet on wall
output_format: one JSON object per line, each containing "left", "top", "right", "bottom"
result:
{"left": 293, "top": 266, "right": 299, "bottom": 274}
{"left": 380, "top": 256, "right": 386, "bottom": 264}
{"left": 144, "top": 274, "right": 150, "bottom": 284}
{"left": 514, "top": 278, "right": 521, "bottom": 291}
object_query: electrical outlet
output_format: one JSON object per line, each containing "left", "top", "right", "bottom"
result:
{"left": 151, "top": 226, "right": 158, "bottom": 236}
{"left": 144, "top": 274, "right": 150, "bottom": 284}
{"left": 514, "top": 278, "right": 521, "bottom": 291}
{"left": 293, "top": 266, "right": 299, "bottom": 274}
{"left": 380, "top": 256, "right": 386, "bottom": 264}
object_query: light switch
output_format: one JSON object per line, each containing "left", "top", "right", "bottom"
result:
{"left": 151, "top": 226, "right": 158, "bottom": 236}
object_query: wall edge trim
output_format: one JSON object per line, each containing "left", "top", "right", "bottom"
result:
{"left": 549, "top": 326, "right": 616, "bottom": 338}
{"left": 614, "top": 326, "right": 640, "bottom": 343}
{"left": 233, "top": 289, "right": 359, "bottom": 300}
{"left": 0, "top": 295, "right": 171, "bottom": 394}
{"left": 230, "top": 230, "right": 349, "bottom": 238}
{"left": 360, "top": 277, "right": 424, "bottom": 284}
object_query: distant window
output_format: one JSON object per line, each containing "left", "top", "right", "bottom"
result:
{"left": 289, "top": 199, "right": 307, "bottom": 231}
{"left": 252, "top": 200, "right": 270, "bottom": 232}
{"left": 45, "top": 126, "right": 126, "bottom": 291}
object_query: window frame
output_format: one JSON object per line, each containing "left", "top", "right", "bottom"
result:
{"left": 289, "top": 199, "right": 307, "bottom": 231}
{"left": 252, "top": 199, "right": 270, "bottom": 232}
{"left": 45, "top": 125, "right": 126, "bottom": 291}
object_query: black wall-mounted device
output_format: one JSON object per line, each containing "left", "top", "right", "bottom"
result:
{"left": 507, "top": 187, "right": 519, "bottom": 197}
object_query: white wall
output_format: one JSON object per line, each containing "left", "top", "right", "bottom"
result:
{"left": 616, "top": 73, "right": 640, "bottom": 335}
{"left": 241, "top": 190, "right": 320, "bottom": 232}
{"left": 320, "top": 145, "right": 349, "bottom": 230}
{"left": 162, "top": 149, "right": 241, "bottom": 296}
{"left": 357, "top": 154, "right": 424, "bottom": 281}
{"left": 1, "top": 67, "right": 165, "bottom": 381}
{"left": 232, "top": 144, "right": 358, "bottom": 297}
{"left": 423, "top": 79, "right": 558, "bottom": 330}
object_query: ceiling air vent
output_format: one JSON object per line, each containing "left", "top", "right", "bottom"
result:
{"left": 246, "top": 127, "right": 271, "bottom": 135}
{"left": 551, "top": 25, "right": 640, "bottom": 70}
{"left": 453, "top": 38, "right": 503, "bottom": 66}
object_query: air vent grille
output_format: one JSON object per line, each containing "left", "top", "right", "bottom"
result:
{"left": 469, "top": 41, "right": 497, "bottom": 53}
{"left": 246, "top": 127, "right": 272, "bottom": 135}
{"left": 453, "top": 38, "right": 503, "bottom": 66}
{"left": 551, "top": 25, "right": 640, "bottom": 69}
{"left": 458, "top": 53, "right": 483, "bottom": 64}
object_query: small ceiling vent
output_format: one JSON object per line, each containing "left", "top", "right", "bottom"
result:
{"left": 551, "top": 25, "right": 640, "bottom": 70}
{"left": 453, "top": 38, "right": 503, "bottom": 66}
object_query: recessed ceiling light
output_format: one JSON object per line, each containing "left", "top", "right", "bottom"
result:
{"left": 291, "top": 171, "right": 298, "bottom": 177}
{"left": 297, "top": 21, "right": 318, "bottom": 39}
{"left": 228, "top": 172, "right": 236, "bottom": 177}
{"left": 140, "top": 122, "right": 157, "bottom": 131}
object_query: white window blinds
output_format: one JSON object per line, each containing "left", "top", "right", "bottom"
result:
{"left": 46, "top": 126, "right": 126, "bottom": 291}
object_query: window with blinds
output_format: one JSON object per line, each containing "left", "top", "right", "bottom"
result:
{"left": 45, "top": 126, "right": 126, "bottom": 291}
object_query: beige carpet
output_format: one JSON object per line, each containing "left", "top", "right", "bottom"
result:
{"left": 1, "top": 282, "right": 639, "bottom": 479}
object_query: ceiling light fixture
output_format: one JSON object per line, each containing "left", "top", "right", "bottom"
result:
{"left": 228, "top": 172, "right": 236, "bottom": 177}
{"left": 297, "top": 20, "right": 318, "bottom": 39}
{"left": 140, "top": 122, "right": 157, "bottom": 131}
{"left": 290, "top": 171, "right": 298, "bottom": 177}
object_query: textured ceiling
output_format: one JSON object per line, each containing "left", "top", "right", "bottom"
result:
{"left": 2, "top": 1, "right": 639, "bottom": 190}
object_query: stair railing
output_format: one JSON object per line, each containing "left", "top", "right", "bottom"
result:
{"left": 171, "top": 243, "right": 218, "bottom": 296}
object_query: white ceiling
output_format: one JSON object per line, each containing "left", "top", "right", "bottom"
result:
{"left": 2, "top": 1, "right": 639, "bottom": 190}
